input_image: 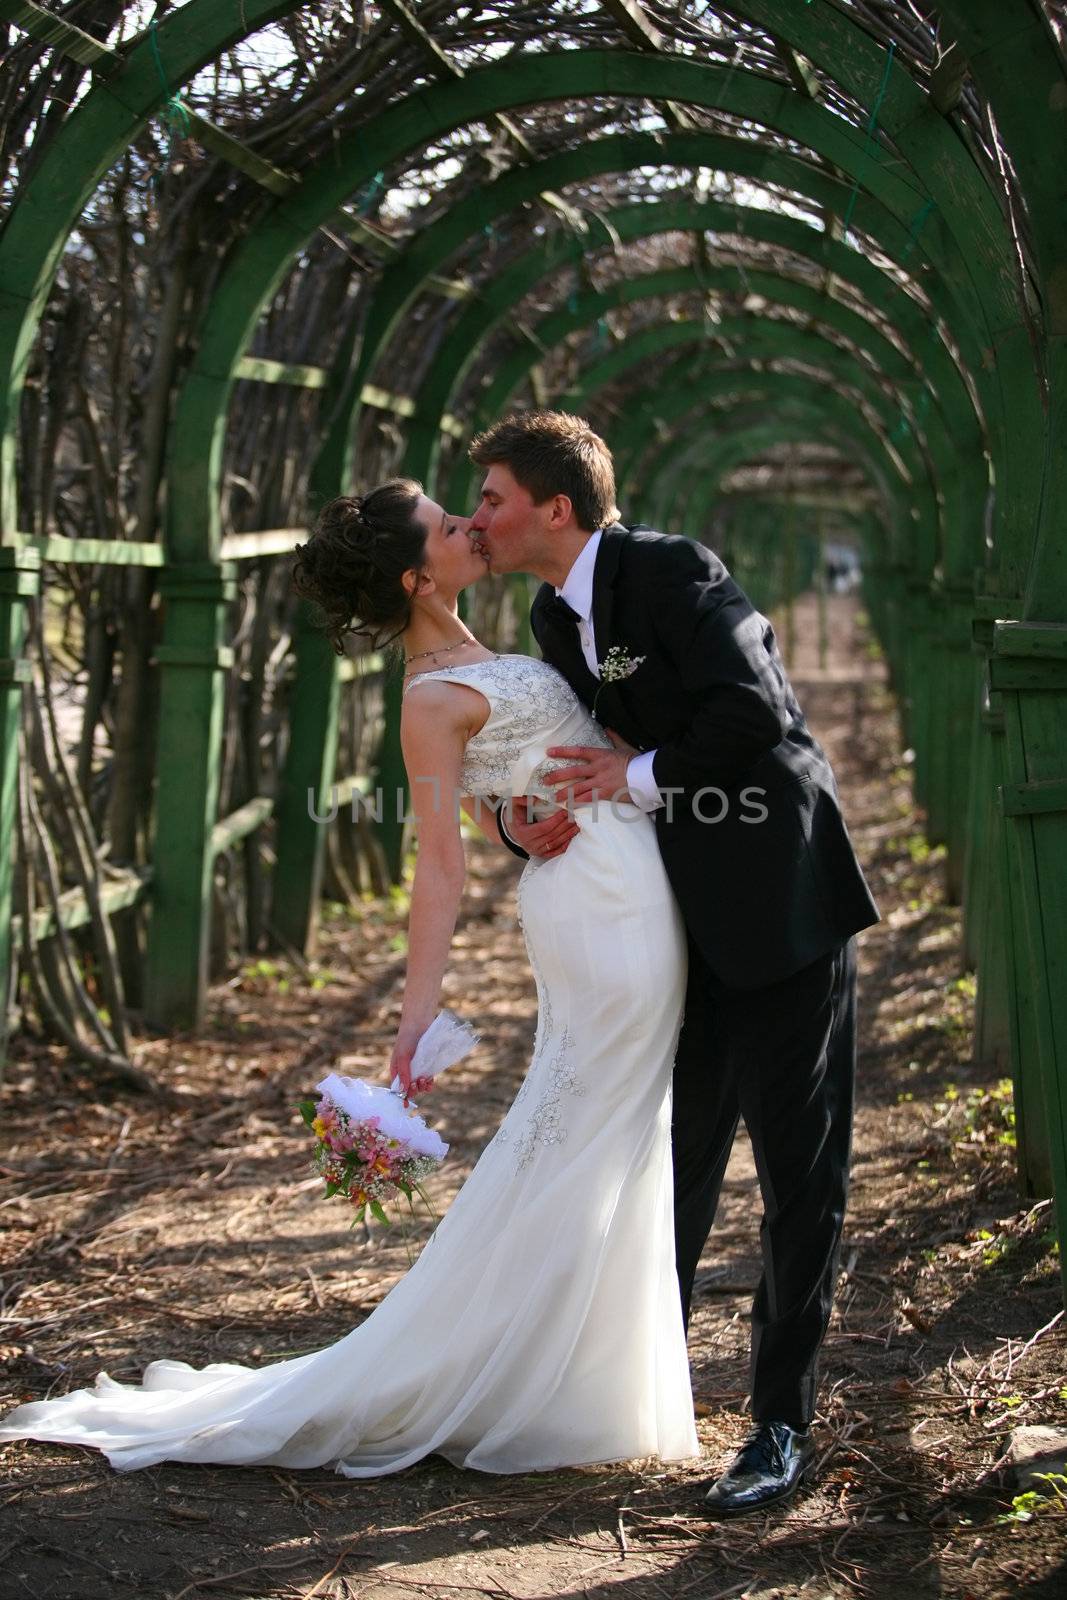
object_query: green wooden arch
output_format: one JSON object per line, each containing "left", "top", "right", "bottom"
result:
{"left": 317, "top": 138, "right": 991, "bottom": 516}
{"left": 611, "top": 379, "right": 906, "bottom": 546}
{"left": 440, "top": 271, "right": 936, "bottom": 565}
{"left": 585, "top": 320, "right": 932, "bottom": 502}
{"left": 407, "top": 212, "right": 971, "bottom": 572}
{"left": 593, "top": 344, "right": 910, "bottom": 530}
{"left": 614, "top": 367, "right": 974, "bottom": 884}
{"left": 635, "top": 410, "right": 861, "bottom": 605}
{"left": 159, "top": 48, "right": 1033, "bottom": 567}
{"left": 604, "top": 350, "right": 909, "bottom": 566}
{"left": 0, "top": 14, "right": 1041, "bottom": 590}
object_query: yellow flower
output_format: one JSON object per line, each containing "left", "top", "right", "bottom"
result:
{"left": 311, "top": 1116, "right": 327, "bottom": 1138}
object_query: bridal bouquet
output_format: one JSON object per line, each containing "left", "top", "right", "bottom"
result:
{"left": 299, "top": 1011, "right": 478, "bottom": 1226}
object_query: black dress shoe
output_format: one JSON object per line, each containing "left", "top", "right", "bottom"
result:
{"left": 703, "top": 1421, "right": 815, "bottom": 1517}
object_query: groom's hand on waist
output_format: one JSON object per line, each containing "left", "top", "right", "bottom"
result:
{"left": 546, "top": 731, "right": 636, "bottom": 807}
{"left": 503, "top": 795, "right": 581, "bottom": 859}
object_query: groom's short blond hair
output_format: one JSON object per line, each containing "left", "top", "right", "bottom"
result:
{"left": 469, "top": 410, "right": 620, "bottom": 533}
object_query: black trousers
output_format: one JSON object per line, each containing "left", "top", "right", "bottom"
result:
{"left": 671, "top": 935, "right": 857, "bottom": 1431}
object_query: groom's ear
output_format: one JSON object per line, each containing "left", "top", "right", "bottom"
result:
{"left": 546, "top": 492, "right": 574, "bottom": 530}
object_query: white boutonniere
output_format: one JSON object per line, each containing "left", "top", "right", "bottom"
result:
{"left": 598, "top": 644, "right": 646, "bottom": 683}
{"left": 593, "top": 644, "right": 646, "bottom": 720}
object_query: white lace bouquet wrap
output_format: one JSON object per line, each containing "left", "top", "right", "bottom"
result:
{"left": 299, "top": 1011, "right": 479, "bottom": 1225}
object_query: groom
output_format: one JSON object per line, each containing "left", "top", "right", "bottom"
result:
{"left": 467, "top": 411, "right": 879, "bottom": 1516}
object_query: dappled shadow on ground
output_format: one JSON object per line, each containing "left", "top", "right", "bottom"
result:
{"left": 1, "top": 595, "right": 1064, "bottom": 1600}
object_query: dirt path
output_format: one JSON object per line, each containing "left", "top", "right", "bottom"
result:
{"left": 1, "top": 595, "right": 1064, "bottom": 1600}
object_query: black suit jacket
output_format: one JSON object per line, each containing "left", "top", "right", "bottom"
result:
{"left": 529, "top": 523, "right": 879, "bottom": 989}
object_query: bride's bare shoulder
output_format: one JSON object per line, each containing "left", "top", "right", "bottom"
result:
{"left": 401, "top": 674, "right": 491, "bottom": 740}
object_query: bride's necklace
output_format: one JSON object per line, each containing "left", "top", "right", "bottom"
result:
{"left": 403, "top": 636, "right": 479, "bottom": 670}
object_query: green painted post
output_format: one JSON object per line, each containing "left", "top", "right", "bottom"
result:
{"left": 902, "top": 579, "right": 931, "bottom": 819}
{"left": 143, "top": 562, "right": 237, "bottom": 1029}
{"left": 269, "top": 345, "right": 352, "bottom": 955}
{"left": 978, "top": 688, "right": 1052, "bottom": 1198}
{"left": 924, "top": 585, "right": 953, "bottom": 853}
{"left": 966, "top": 595, "right": 1052, "bottom": 1202}
{"left": 962, "top": 609, "right": 995, "bottom": 969}
{"left": 942, "top": 590, "right": 980, "bottom": 903}
{"left": 993, "top": 626, "right": 1067, "bottom": 1290}
{"left": 271, "top": 598, "right": 342, "bottom": 953}
{"left": 0, "top": 546, "right": 39, "bottom": 1070}
{"left": 970, "top": 692, "right": 1011, "bottom": 1062}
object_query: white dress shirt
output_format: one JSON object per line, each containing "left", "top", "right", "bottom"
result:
{"left": 555, "top": 532, "right": 663, "bottom": 813}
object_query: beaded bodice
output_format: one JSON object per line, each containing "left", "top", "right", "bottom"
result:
{"left": 401, "top": 653, "right": 611, "bottom": 798}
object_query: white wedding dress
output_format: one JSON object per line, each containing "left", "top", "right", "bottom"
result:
{"left": 0, "top": 654, "right": 698, "bottom": 1476}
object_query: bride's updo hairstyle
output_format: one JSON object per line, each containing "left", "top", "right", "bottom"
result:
{"left": 291, "top": 479, "right": 427, "bottom": 656}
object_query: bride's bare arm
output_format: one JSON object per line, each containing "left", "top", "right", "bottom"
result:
{"left": 390, "top": 683, "right": 477, "bottom": 1098}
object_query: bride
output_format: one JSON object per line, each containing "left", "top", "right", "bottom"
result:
{"left": 0, "top": 479, "right": 698, "bottom": 1477}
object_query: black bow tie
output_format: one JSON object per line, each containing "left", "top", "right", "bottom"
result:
{"left": 543, "top": 594, "right": 581, "bottom": 628}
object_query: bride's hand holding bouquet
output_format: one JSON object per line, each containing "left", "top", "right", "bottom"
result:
{"left": 389, "top": 1022, "right": 437, "bottom": 1107}
{"left": 300, "top": 1011, "right": 479, "bottom": 1227}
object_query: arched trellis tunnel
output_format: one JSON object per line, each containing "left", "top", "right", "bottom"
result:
{"left": 0, "top": 2, "right": 1065, "bottom": 1303}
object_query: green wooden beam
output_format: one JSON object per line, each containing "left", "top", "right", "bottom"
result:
{"left": 219, "top": 530, "right": 304, "bottom": 561}
{"left": 234, "top": 357, "right": 330, "bottom": 388}
{"left": 13, "top": 533, "right": 165, "bottom": 566}
{"left": 928, "top": 39, "right": 968, "bottom": 116}
{"left": 999, "top": 780, "right": 1067, "bottom": 818}
{"left": 0, "top": 0, "right": 115, "bottom": 67}
{"left": 335, "top": 214, "right": 474, "bottom": 301}
{"left": 10, "top": 866, "right": 153, "bottom": 946}
{"left": 211, "top": 794, "right": 275, "bottom": 857}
